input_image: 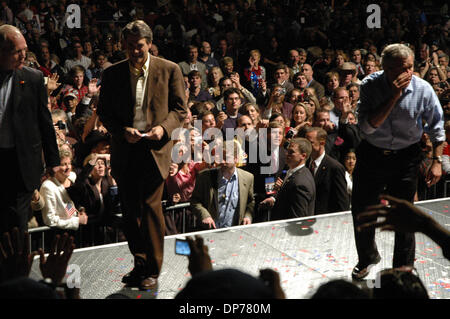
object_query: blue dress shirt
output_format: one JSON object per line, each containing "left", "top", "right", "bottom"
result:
{"left": 217, "top": 169, "right": 239, "bottom": 228}
{"left": 358, "top": 71, "right": 444, "bottom": 150}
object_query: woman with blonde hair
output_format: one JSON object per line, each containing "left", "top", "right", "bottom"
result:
{"left": 40, "top": 148, "right": 88, "bottom": 231}
{"left": 290, "top": 103, "right": 312, "bottom": 136}
{"left": 207, "top": 66, "right": 223, "bottom": 99}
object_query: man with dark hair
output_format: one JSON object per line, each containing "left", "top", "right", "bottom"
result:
{"left": 64, "top": 40, "right": 91, "bottom": 72}
{"left": 351, "top": 43, "right": 444, "bottom": 280}
{"left": 0, "top": 24, "right": 60, "bottom": 236}
{"left": 351, "top": 49, "right": 365, "bottom": 80}
{"left": 217, "top": 87, "right": 243, "bottom": 136}
{"left": 188, "top": 70, "right": 213, "bottom": 102}
{"left": 97, "top": 20, "right": 187, "bottom": 290}
{"left": 262, "top": 137, "right": 316, "bottom": 220}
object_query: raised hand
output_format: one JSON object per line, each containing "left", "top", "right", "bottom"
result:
{"left": 47, "top": 73, "right": 60, "bottom": 93}
{"left": 38, "top": 232, "right": 75, "bottom": 285}
{"left": 186, "top": 235, "right": 212, "bottom": 276}
{"left": 0, "top": 228, "right": 37, "bottom": 283}
{"left": 87, "top": 78, "right": 101, "bottom": 97}
{"left": 357, "top": 194, "right": 431, "bottom": 233}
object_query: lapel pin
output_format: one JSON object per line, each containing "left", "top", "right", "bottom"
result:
{"left": 19, "top": 80, "right": 25, "bottom": 85}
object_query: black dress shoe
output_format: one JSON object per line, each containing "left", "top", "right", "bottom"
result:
{"left": 352, "top": 255, "right": 382, "bottom": 280}
{"left": 122, "top": 268, "right": 143, "bottom": 285}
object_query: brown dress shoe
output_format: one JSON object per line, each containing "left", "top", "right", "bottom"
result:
{"left": 140, "top": 277, "right": 158, "bottom": 290}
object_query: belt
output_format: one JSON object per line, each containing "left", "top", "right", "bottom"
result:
{"left": 364, "top": 141, "right": 420, "bottom": 157}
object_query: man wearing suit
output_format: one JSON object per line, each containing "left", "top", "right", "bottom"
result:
{"left": 190, "top": 141, "right": 255, "bottom": 229}
{"left": 261, "top": 138, "right": 316, "bottom": 220}
{"left": 97, "top": 20, "right": 187, "bottom": 290}
{"left": 305, "top": 127, "right": 349, "bottom": 215}
{"left": 302, "top": 63, "right": 325, "bottom": 99}
{"left": 243, "top": 121, "right": 287, "bottom": 222}
{"left": 0, "top": 25, "right": 60, "bottom": 236}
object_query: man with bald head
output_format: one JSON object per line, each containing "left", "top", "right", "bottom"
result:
{"left": 0, "top": 25, "right": 59, "bottom": 235}
{"left": 301, "top": 63, "right": 325, "bottom": 99}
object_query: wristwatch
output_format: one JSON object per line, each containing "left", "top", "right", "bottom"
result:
{"left": 432, "top": 156, "right": 443, "bottom": 163}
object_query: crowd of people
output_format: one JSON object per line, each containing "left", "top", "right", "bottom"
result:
{"left": 0, "top": 0, "right": 449, "bottom": 299}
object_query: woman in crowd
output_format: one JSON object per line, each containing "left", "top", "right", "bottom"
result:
{"left": 302, "top": 94, "right": 320, "bottom": 121}
{"left": 243, "top": 49, "right": 266, "bottom": 96}
{"left": 40, "top": 149, "right": 88, "bottom": 231}
{"left": 165, "top": 129, "right": 209, "bottom": 234}
{"left": 262, "top": 84, "right": 293, "bottom": 121}
{"left": 290, "top": 103, "right": 312, "bottom": 136}
{"left": 207, "top": 66, "right": 223, "bottom": 99}
{"left": 342, "top": 149, "right": 356, "bottom": 202}
{"left": 324, "top": 71, "right": 340, "bottom": 100}
{"left": 287, "top": 88, "right": 303, "bottom": 106}
{"left": 240, "top": 103, "right": 264, "bottom": 128}
{"left": 68, "top": 153, "right": 118, "bottom": 224}
{"left": 332, "top": 51, "right": 348, "bottom": 69}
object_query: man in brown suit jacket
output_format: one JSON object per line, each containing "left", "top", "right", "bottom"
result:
{"left": 97, "top": 20, "right": 187, "bottom": 290}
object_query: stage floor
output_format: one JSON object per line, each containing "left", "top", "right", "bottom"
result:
{"left": 29, "top": 198, "right": 450, "bottom": 299}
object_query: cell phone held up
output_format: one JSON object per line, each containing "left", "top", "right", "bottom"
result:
{"left": 175, "top": 238, "right": 191, "bottom": 256}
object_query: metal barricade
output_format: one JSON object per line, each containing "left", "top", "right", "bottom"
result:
{"left": 163, "top": 202, "right": 193, "bottom": 234}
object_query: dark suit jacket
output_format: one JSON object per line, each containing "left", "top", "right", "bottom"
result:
{"left": 310, "top": 154, "right": 349, "bottom": 215}
{"left": 271, "top": 166, "right": 316, "bottom": 220}
{"left": 308, "top": 79, "right": 325, "bottom": 99}
{"left": 243, "top": 144, "right": 287, "bottom": 197}
{"left": 10, "top": 67, "right": 60, "bottom": 191}
{"left": 97, "top": 56, "right": 187, "bottom": 183}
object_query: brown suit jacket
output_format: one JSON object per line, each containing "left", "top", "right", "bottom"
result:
{"left": 190, "top": 167, "right": 255, "bottom": 226}
{"left": 97, "top": 55, "right": 187, "bottom": 182}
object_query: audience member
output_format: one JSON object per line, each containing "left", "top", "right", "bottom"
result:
{"left": 243, "top": 49, "right": 266, "bottom": 96}
{"left": 261, "top": 137, "right": 316, "bottom": 219}
{"left": 178, "top": 45, "right": 208, "bottom": 89}
{"left": 357, "top": 194, "right": 449, "bottom": 260}
{"left": 40, "top": 148, "right": 88, "bottom": 231}
{"left": 0, "top": 228, "right": 77, "bottom": 299}
{"left": 190, "top": 141, "right": 254, "bottom": 230}
{"left": 63, "top": 41, "right": 91, "bottom": 73}
{"left": 188, "top": 70, "right": 213, "bottom": 103}
{"left": 261, "top": 84, "right": 293, "bottom": 121}
{"left": 342, "top": 149, "right": 356, "bottom": 202}
{"left": 199, "top": 41, "right": 219, "bottom": 71}
{"left": 175, "top": 235, "right": 284, "bottom": 299}
{"left": 206, "top": 66, "right": 223, "bottom": 99}
{"left": 302, "top": 63, "right": 325, "bottom": 99}
{"left": 311, "top": 279, "right": 369, "bottom": 299}
{"left": 305, "top": 127, "right": 349, "bottom": 215}
{"left": 216, "top": 87, "right": 243, "bottom": 134}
